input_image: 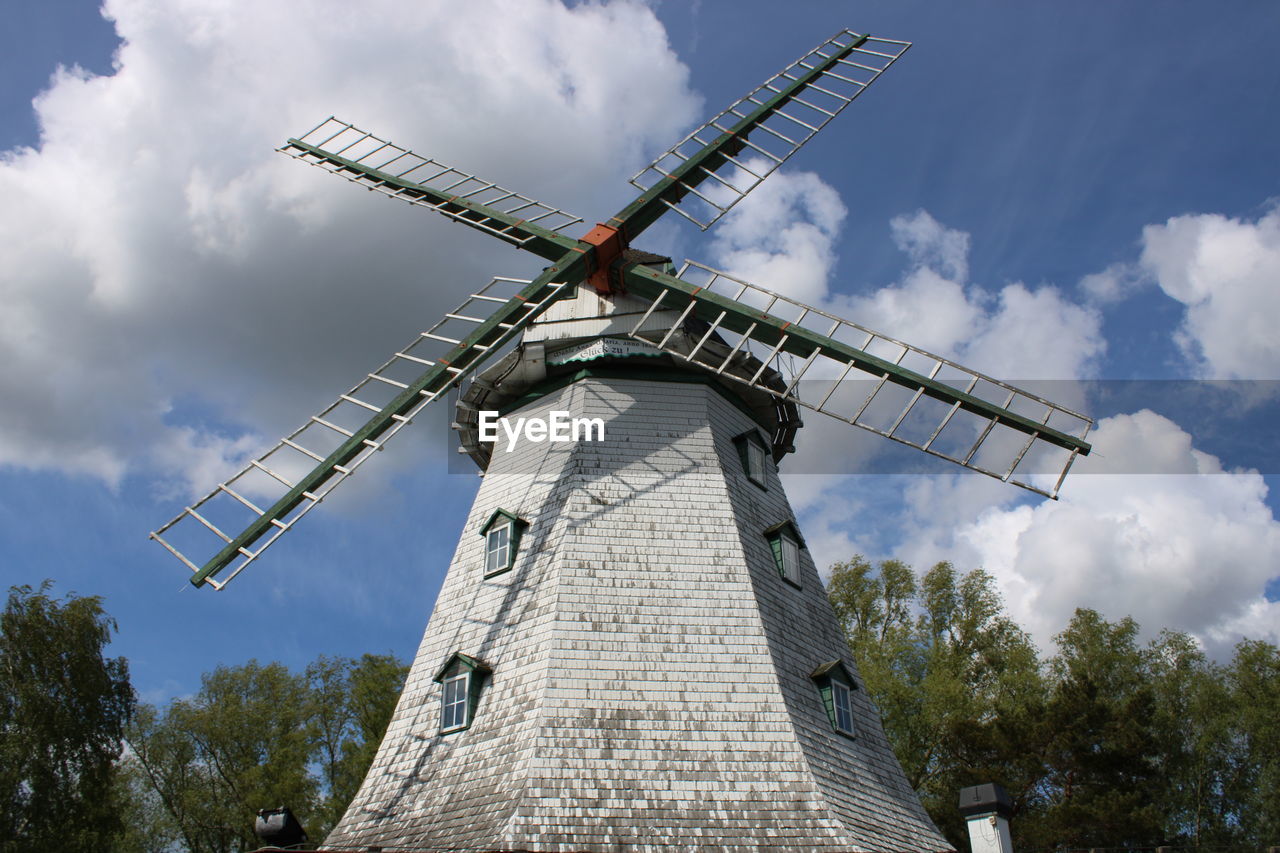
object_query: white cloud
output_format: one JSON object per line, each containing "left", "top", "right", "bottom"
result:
{"left": 0, "top": 0, "right": 700, "bottom": 492}
{"left": 962, "top": 282, "right": 1104, "bottom": 382}
{"left": 781, "top": 210, "right": 1277, "bottom": 659}
{"left": 888, "top": 411, "right": 1280, "bottom": 658}
{"left": 1080, "top": 260, "right": 1148, "bottom": 305}
{"left": 12, "top": 0, "right": 1272, "bottom": 662}
{"left": 828, "top": 210, "right": 1105, "bottom": 381}
{"left": 708, "top": 206, "right": 1104, "bottom": 389}
{"left": 837, "top": 264, "right": 982, "bottom": 358}
{"left": 1140, "top": 205, "right": 1280, "bottom": 379}
{"left": 889, "top": 208, "right": 970, "bottom": 283}
{"left": 708, "top": 163, "right": 847, "bottom": 306}
{"left": 150, "top": 425, "right": 264, "bottom": 502}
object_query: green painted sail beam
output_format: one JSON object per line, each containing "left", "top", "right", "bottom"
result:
{"left": 189, "top": 258, "right": 586, "bottom": 588}
{"left": 606, "top": 33, "right": 870, "bottom": 242}
{"left": 620, "top": 262, "right": 1092, "bottom": 457}
{"left": 163, "top": 28, "right": 1095, "bottom": 590}
{"left": 283, "top": 138, "right": 580, "bottom": 263}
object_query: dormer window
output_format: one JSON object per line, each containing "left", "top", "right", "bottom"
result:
{"left": 434, "top": 653, "right": 491, "bottom": 734}
{"left": 831, "top": 679, "right": 854, "bottom": 734}
{"left": 486, "top": 525, "right": 509, "bottom": 573}
{"left": 479, "top": 509, "right": 528, "bottom": 577}
{"left": 811, "top": 660, "right": 858, "bottom": 738}
{"left": 441, "top": 670, "right": 469, "bottom": 731}
{"left": 733, "top": 431, "right": 769, "bottom": 488}
{"left": 764, "top": 521, "right": 805, "bottom": 587}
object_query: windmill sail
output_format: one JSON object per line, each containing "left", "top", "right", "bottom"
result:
{"left": 154, "top": 23, "right": 1090, "bottom": 596}
{"left": 151, "top": 275, "right": 574, "bottom": 589}
{"left": 622, "top": 261, "right": 1092, "bottom": 498}
{"left": 281, "top": 118, "right": 585, "bottom": 260}
{"left": 624, "top": 30, "right": 910, "bottom": 232}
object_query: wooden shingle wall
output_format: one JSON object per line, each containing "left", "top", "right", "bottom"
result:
{"left": 324, "top": 375, "right": 950, "bottom": 852}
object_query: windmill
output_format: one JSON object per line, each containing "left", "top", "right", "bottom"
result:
{"left": 152, "top": 29, "right": 1091, "bottom": 851}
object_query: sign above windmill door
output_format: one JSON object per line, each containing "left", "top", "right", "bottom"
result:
{"left": 546, "top": 337, "right": 663, "bottom": 366}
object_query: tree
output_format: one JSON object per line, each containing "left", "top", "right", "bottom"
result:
{"left": 130, "top": 652, "right": 407, "bottom": 851}
{"left": 1225, "top": 639, "right": 1280, "bottom": 842}
{"left": 127, "top": 702, "right": 223, "bottom": 853}
{"left": 130, "top": 661, "right": 317, "bottom": 852}
{"left": 1144, "top": 630, "right": 1239, "bottom": 846}
{"left": 307, "top": 655, "right": 356, "bottom": 835}
{"left": 336, "top": 654, "right": 407, "bottom": 808}
{"left": 827, "top": 558, "right": 1043, "bottom": 848}
{"left": 917, "top": 564, "right": 1048, "bottom": 844}
{"left": 829, "top": 555, "right": 1280, "bottom": 850}
{"left": 307, "top": 653, "right": 408, "bottom": 835}
{"left": 1029, "top": 609, "right": 1166, "bottom": 847}
{"left": 0, "top": 581, "right": 135, "bottom": 852}
{"left": 112, "top": 747, "right": 184, "bottom": 853}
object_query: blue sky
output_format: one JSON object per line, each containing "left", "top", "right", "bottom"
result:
{"left": 2, "top": 0, "right": 1278, "bottom": 704}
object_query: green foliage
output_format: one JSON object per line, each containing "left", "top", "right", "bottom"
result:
{"left": 1029, "top": 611, "right": 1164, "bottom": 847}
{"left": 134, "top": 661, "right": 317, "bottom": 852}
{"left": 828, "top": 559, "right": 1043, "bottom": 844}
{"left": 827, "top": 556, "right": 1280, "bottom": 851}
{"left": 128, "top": 653, "right": 407, "bottom": 852}
{"left": 111, "top": 750, "right": 183, "bottom": 853}
{"left": 0, "top": 581, "right": 135, "bottom": 853}
{"left": 1145, "top": 630, "right": 1237, "bottom": 847}
{"left": 1226, "top": 639, "right": 1280, "bottom": 841}
{"left": 9, "top": 564, "right": 1272, "bottom": 851}
{"left": 307, "top": 653, "right": 409, "bottom": 835}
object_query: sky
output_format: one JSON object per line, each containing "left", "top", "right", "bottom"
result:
{"left": 1, "top": 0, "right": 1278, "bottom": 705}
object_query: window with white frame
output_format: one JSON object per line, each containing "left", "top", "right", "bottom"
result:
{"left": 765, "top": 521, "right": 805, "bottom": 588}
{"left": 810, "top": 660, "right": 857, "bottom": 739}
{"left": 780, "top": 532, "right": 800, "bottom": 585}
{"left": 478, "top": 509, "right": 526, "bottom": 577}
{"left": 434, "top": 653, "right": 491, "bottom": 735}
{"left": 831, "top": 678, "right": 855, "bottom": 735}
{"left": 485, "top": 523, "right": 510, "bottom": 575}
{"left": 440, "top": 668, "right": 470, "bottom": 732}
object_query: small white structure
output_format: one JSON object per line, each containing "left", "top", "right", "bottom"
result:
{"left": 958, "top": 783, "right": 1015, "bottom": 853}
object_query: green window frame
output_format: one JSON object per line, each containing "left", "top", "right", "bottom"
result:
{"left": 479, "top": 509, "right": 528, "bottom": 577}
{"left": 811, "top": 660, "right": 858, "bottom": 739}
{"left": 733, "top": 430, "right": 769, "bottom": 489}
{"left": 433, "top": 653, "right": 491, "bottom": 734}
{"left": 764, "top": 521, "right": 806, "bottom": 588}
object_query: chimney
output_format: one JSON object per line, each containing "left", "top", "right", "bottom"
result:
{"left": 958, "top": 783, "right": 1014, "bottom": 853}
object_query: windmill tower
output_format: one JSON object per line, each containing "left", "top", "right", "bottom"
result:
{"left": 152, "top": 29, "right": 1092, "bottom": 852}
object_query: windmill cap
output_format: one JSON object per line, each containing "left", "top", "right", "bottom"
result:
{"left": 453, "top": 278, "right": 801, "bottom": 471}
{"left": 957, "top": 783, "right": 1013, "bottom": 819}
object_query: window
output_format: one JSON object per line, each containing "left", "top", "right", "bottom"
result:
{"left": 811, "top": 660, "right": 858, "bottom": 739}
{"left": 764, "top": 521, "right": 806, "bottom": 588}
{"left": 485, "top": 524, "right": 510, "bottom": 575}
{"left": 433, "top": 653, "right": 491, "bottom": 734}
{"left": 831, "top": 679, "right": 855, "bottom": 735}
{"left": 733, "top": 431, "right": 769, "bottom": 488}
{"left": 478, "top": 509, "right": 528, "bottom": 576}
{"left": 440, "top": 670, "right": 470, "bottom": 732}
{"left": 780, "top": 534, "right": 800, "bottom": 585}
{"left": 746, "top": 440, "right": 766, "bottom": 484}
